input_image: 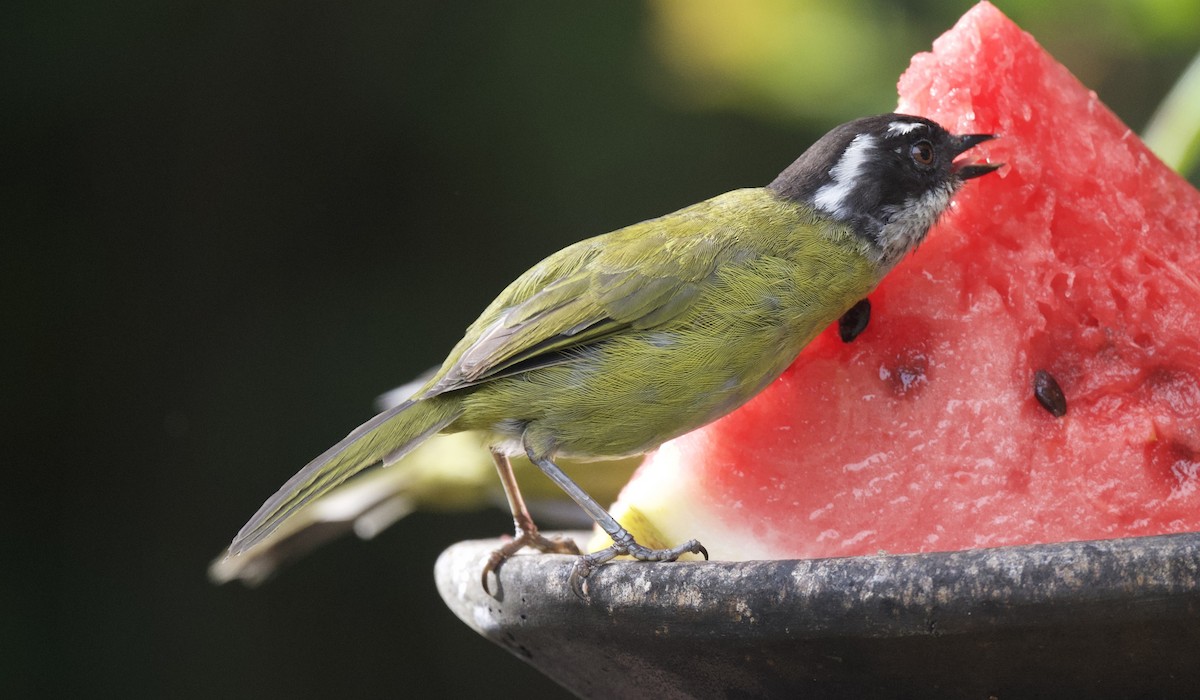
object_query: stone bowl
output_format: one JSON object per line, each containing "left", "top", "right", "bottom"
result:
{"left": 436, "top": 531, "right": 1200, "bottom": 699}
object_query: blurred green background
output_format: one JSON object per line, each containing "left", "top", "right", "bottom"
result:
{"left": 7, "top": 1, "right": 1197, "bottom": 697}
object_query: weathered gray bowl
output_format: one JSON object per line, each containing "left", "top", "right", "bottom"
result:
{"left": 436, "top": 531, "right": 1200, "bottom": 699}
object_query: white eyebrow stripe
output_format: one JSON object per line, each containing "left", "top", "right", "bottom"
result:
{"left": 813, "top": 133, "right": 876, "bottom": 218}
{"left": 887, "top": 120, "right": 926, "bottom": 136}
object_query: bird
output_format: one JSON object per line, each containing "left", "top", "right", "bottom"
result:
{"left": 216, "top": 113, "right": 1000, "bottom": 600}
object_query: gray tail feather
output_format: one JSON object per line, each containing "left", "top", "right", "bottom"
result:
{"left": 227, "top": 396, "right": 462, "bottom": 556}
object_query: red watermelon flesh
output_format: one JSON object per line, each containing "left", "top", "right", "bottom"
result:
{"left": 601, "top": 1, "right": 1200, "bottom": 561}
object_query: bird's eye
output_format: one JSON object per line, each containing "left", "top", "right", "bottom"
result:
{"left": 910, "top": 140, "right": 934, "bottom": 166}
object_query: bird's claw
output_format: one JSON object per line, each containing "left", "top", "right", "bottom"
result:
{"left": 568, "top": 537, "right": 708, "bottom": 603}
{"left": 481, "top": 528, "right": 580, "bottom": 595}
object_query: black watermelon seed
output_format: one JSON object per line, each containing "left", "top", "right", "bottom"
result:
{"left": 1033, "top": 369, "right": 1067, "bottom": 417}
{"left": 839, "top": 298, "right": 871, "bottom": 343}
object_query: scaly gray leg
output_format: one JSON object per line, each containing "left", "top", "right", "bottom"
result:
{"left": 524, "top": 440, "right": 707, "bottom": 601}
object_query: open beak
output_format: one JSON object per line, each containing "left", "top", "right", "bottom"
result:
{"left": 950, "top": 133, "right": 1003, "bottom": 180}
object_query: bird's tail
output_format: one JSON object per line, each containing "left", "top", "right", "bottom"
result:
{"left": 225, "top": 396, "right": 464, "bottom": 557}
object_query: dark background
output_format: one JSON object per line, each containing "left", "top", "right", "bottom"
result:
{"left": 7, "top": 2, "right": 1197, "bottom": 698}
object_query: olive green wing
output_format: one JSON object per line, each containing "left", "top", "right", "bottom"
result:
{"left": 418, "top": 197, "right": 742, "bottom": 397}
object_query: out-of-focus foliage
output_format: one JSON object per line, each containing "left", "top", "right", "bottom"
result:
{"left": 649, "top": 0, "right": 1200, "bottom": 150}
{"left": 1145, "top": 51, "right": 1200, "bottom": 178}
{"left": 649, "top": 0, "right": 917, "bottom": 122}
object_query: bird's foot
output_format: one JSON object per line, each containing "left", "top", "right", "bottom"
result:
{"left": 569, "top": 533, "right": 708, "bottom": 602}
{"left": 481, "top": 525, "right": 580, "bottom": 595}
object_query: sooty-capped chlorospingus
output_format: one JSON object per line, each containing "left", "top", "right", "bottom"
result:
{"left": 219, "top": 114, "right": 1000, "bottom": 600}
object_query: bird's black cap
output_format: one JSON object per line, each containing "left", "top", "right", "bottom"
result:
{"left": 768, "top": 113, "right": 1000, "bottom": 268}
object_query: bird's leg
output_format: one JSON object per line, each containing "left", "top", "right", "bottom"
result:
{"left": 524, "top": 441, "right": 707, "bottom": 601}
{"left": 481, "top": 450, "right": 580, "bottom": 595}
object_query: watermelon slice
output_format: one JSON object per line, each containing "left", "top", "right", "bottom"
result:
{"left": 597, "top": 1, "right": 1200, "bottom": 561}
